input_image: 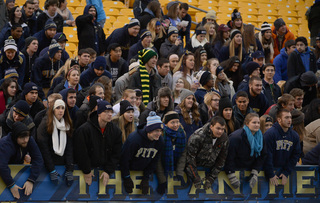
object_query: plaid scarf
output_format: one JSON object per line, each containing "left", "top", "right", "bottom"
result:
{"left": 138, "top": 50, "right": 150, "bottom": 106}
{"left": 163, "top": 126, "right": 186, "bottom": 176}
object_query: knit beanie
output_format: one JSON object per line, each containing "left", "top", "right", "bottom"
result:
{"left": 89, "top": 95, "right": 101, "bottom": 111}
{"left": 49, "top": 39, "right": 62, "bottom": 58}
{"left": 140, "top": 29, "right": 152, "bottom": 41}
{"left": 246, "top": 61, "right": 260, "bottom": 76}
{"left": 146, "top": 111, "right": 164, "bottom": 133}
{"left": 261, "top": 22, "right": 271, "bottom": 35}
{"left": 206, "top": 10, "right": 216, "bottom": 20}
{"left": 23, "top": 82, "right": 38, "bottom": 96}
{"left": 291, "top": 109, "right": 304, "bottom": 125}
{"left": 219, "top": 97, "right": 232, "bottom": 112}
{"left": 128, "top": 18, "right": 140, "bottom": 28}
{"left": 140, "top": 48, "right": 157, "bottom": 65}
{"left": 97, "top": 100, "right": 113, "bottom": 114}
{"left": 120, "top": 100, "right": 134, "bottom": 116}
{"left": 218, "top": 24, "right": 230, "bottom": 32}
{"left": 300, "top": 71, "right": 318, "bottom": 87}
{"left": 200, "top": 71, "right": 211, "bottom": 86}
{"left": 12, "top": 122, "right": 29, "bottom": 143}
{"left": 274, "top": 18, "right": 286, "bottom": 31}
{"left": 168, "top": 26, "right": 179, "bottom": 38}
{"left": 163, "top": 111, "right": 179, "bottom": 124}
{"left": 93, "top": 56, "right": 107, "bottom": 70}
{"left": 230, "top": 29, "right": 241, "bottom": 40}
{"left": 231, "top": 9, "right": 242, "bottom": 21}
{"left": 135, "top": 89, "right": 143, "bottom": 97}
{"left": 53, "top": 99, "right": 65, "bottom": 110}
{"left": 180, "top": 88, "right": 194, "bottom": 102}
{"left": 4, "top": 68, "right": 19, "bottom": 79}
{"left": 70, "top": 59, "right": 79, "bottom": 68}
{"left": 14, "top": 100, "right": 30, "bottom": 117}
{"left": 216, "top": 66, "right": 224, "bottom": 75}
{"left": 4, "top": 36, "right": 17, "bottom": 52}
{"left": 45, "top": 19, "right": 57, "bottom": 31}
{"left": 195, "top": 28, "right": 206, "bottom": 36}
{"left": 25, "top": 36, "right": 37, "bottom": 49}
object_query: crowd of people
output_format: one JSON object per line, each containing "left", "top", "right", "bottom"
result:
{"left": 1, "top": 0, "right": 320, "bottom": 199}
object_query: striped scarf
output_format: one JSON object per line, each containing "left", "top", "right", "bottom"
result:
{"left": 139, "top": 50, "right": 151, "bottom": 106}
{"left": 163, "top": 126, "right": 186, "bottom": 176}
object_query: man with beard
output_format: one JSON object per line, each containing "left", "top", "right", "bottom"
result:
{"left": 264, "top": 109, "right": 301, "bottom": 186}
{"left": 0, "top": 122, "right": 43, "bottom": 199}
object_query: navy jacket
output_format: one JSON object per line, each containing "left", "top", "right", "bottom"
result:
{"left": 262, "top": 79, "right": 282, "bottom": 106}
{"left": 225, "top": 128, "right": 267, "bottom": 174}
{"left": 120, "top": 124, "right": 164, "bottom": 179}
{"left": 194, "top": 88, "right": 218, "bottom": 105}
{"left": 33, "top": 30, "right": 52, "bottom": 55}
{"left": 237, "top": 75, "right": 249, "bottom": 91}
{"left": 302, "top": 143, "right": 320, "bottom": 165}
{"left": 39, "top": 46, "right": 70, "bottom": 64}
{"left": 219, "top": 45, "right": 246, "bottom": 63}
{"left": 21, "top": 48, "right": 38, "bottom": 86}
{"left": 0, "top": 22, "right": 30, "bottom": 49}
{"left": 0, "top": 48, "right": 26, "bottom": 86}
{"left": 263, "top": 122, "right": 301, "bottom": 178}
{"left": 0, "top": 134, "right": 43, "bottom": 187}
{"left": 79, "top": 63, "right": 112, "bottom": 88}
{"left": 36, "top": 12, "right": 63, "bottom": 32}
{"left": 273, "top": 48, "right": 289, "bottom": 83}
{"left": 22, "top": 9, "right": 37, "bottom": 35}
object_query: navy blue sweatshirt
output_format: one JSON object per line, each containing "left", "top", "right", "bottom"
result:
{"left": 302, "top": 143, "right": 320, "bottom": 166}
{"left": 263, "top": 122, "right": 301, "bottom": 178}
{"left": 120, "top": 124, "right": 164, "bottom": 179}
{"left": 79, "top": 63, "right": 111, "bottom": 88}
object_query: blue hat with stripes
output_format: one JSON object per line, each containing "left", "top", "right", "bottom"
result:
{"left": 146, "top": 111, "right": 163, "bottom": 133}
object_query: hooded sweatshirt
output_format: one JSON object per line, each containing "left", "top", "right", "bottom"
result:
{"left": 273, "top": 47, "right": 289, "bottom": 83}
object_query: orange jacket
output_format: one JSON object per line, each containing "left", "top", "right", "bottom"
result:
{"left": 271, "top": 25, "right": 295, "bottom": 59}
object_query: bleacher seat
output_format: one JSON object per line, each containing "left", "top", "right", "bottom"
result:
{"left": 104, "top": 8, "right": 120, "bottom": 16}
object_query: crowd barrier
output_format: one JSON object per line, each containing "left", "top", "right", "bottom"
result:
{"left": 0, "top": 165, "right": 320, "bottom": 201}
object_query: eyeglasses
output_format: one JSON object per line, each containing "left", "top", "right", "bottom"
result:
{"left": 212, "top": 99, "right": 220, "bottom": 102}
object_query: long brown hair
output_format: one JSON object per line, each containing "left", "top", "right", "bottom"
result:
{"left": 167, "top": 3, "right": 179, "bottom": 19}
{"left": 46, "top": 100, "right": 73, "bottom": 136}
{"left": 96, "top": 76, "right": 112, "bottom": 103}
{"left": 173, "top": 53, "right": 195, "bottom": 78}
{"left": 204, "top": 22, "right": 216, "bottom": 44}
{"left": 228, "top": 33, "right": 243, "bottom": 60}
{"left": 242, "top": 24, "right": 257, "bottom": 53}
{"left": 179, "top": 95, "right": 200, "bottom": 125}
{"left": 112, "top": 114, "right": 135, "bottom": 143}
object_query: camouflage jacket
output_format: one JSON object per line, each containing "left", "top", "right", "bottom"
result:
{"left": 186, "top": 123, "right": 229, "bottom": 181}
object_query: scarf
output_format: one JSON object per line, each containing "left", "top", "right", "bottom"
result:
{"left": 191, "top": 35, "right": 208, "bottom": 49}
{"left": 52, "top": 116, "right": 70, "bottom": 156}
{"left": 138, "top": 51, "right": 150, "bottom": 106}
{"left": 163, "top": 126, "right": 186, "bottom": 176}
{"left": 6, "top": 107, "right": 35, "bottom": 130}
{"left": 243, "top": 125, "right": 263, "bottom": 157}
{"left": 258, "top": 32, "right": 274, "bottom": 62}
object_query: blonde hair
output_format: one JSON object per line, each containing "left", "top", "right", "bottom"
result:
{"left": 51, "top": 58, "right": 72, "bottom": 86}
{"left": 228, "top": 32, "right": 243, "bottom": 60}
{"left": 204, "top": 91, "right": 220, "bottom": 110}
{"left": 204, "top": 22, "right": 216, "bottom": 44}
{"left": 147, "top": 18, "right": 165, "bottom": 42}
{"left": 112, "top": 114, "right": 135, "bottom": 143}
{"left": 260, "top": 115, "right": 273, "bottom": 134}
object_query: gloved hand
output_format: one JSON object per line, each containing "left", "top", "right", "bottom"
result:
{"left": 123, "top": 177, "right": 134, "bottom": 193}
{"left": 140, "top": 179, "right": 149, "bottom": 195}
{"left": 156, "top": 182, "right": 167, "bottom": 195}
{"left": 193, "top": 175, "right": 202, "bottom": 189}
{"left": 227, "top": 173, "right": 240, "bottom": 189}
{"left": 249, "top": 169, "right": 259, "bottom": 188}
{"left": 50, "top": 170, "right": 60, "bottom": 185}
{"left": 65, "top": 171, "right": 73, "bottom": 187}
{"left": 203, "top": 176, "right": 215, "bottom": 190}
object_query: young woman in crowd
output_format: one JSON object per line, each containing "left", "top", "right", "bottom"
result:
{"left": 217, "top": 97, "right": 239, "bottom": 136}
{"left": 255, "top": 22, "right": 274, "bottom": 63}
{"left": 57, "top": 0, "right": 75, "bottom": 27}
{"left": 186, "top": 26, "right": 208, "bottom": 52}
{"left": 220, "top": 56, "right": 242, "bottom": 90}
{"left": 163, "top": 2, "right": 180, "bottom": 27}
{"left": 259, "top": 115, "right": 273, "bottom": 134}
{"left": 0, "top": 78, "right": 19, "bottom": 114}
{"left": 199, "top": 91, "right": 220, "bottom": 124}
{"left": 219, "top": 29, "right": 246, "bottom": 62}
{"left": 37, "top": 99, "right": 74, "bottom": 186}
{"left": 230, "top": 9, "right": 244, "bottom": 33}
{"left": 213, "top": 24, "right": 230, "bottom": 59}
{"left": 8, "top": 6, "right": 30, "bottom": 38}
{"left": 203, "top": 58, "right": 219, "bottom": 77}
{"left": 96, "top": 76, "right": 113, "bottom": 104}
{"left": 204, "top": 22, "right": 216, "bottom": 45}
{"left": 160, "top": 26, "right": 184, "bottom": 58}
{"left": 156, "top": 111, "right": 187, "bottom": 194}
{"left": 242, "top": 24, "right": 263, "bottom": 55}
{"left": 175, "top": 89, "right": 202, "bottom": 140}
{"left": 147, "top": 18, "right": 167, "bottom": 52}
{"left": 112, "top": 100, "right": 136, "bottom": 143}
{"left": 173, "top": 53, "right": 199, "bottom": 91}
{"left": 225, "top": 113, "right": 266, "bottom": 189}
{"left": 53, "top": 66, "right": 82, "bottom": 94}
{"left": 214, "top": 66, "right": 235, "bottom": 99}
{"left": 194, "top": 47, "right": 207, "bottom": 72}
{"left": 173, "top": 77, "right": 190, "bottom": 106}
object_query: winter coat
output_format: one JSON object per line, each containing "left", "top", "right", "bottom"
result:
{"left": 175, "top": 105, "right": 202, "bottom": 140}
{"left": 76, "top": 5, "right": 106, "bottom": 55}
{"left": 128, "top": 68, "right": 161, "bottom": 103}
{"left": 0, "top": 0, "right": 6, "bottom": 30}
{"left": 74, "top": 111, "right": 122, "bottom": 174}
{"left": 127, "top": 40, "right": 157, "bottom": 63}
{"left": 273, "top": 47, "right": 289, "bottom": 83}
{"left": 79, "top": 62, "right": 112, "bottom": 88}
{"left": 219, "top": 45, "right": 246, "bottom": 63}
{"left": 0, "top": 23, "right": 28, "bottom": 51}
{"left": 156, "top": 69, "right": 173, "bottom": 90}
{"left": 21, "top": 48, "right": 38, "bottom": 86}
{"left": 179, "top": 13, "right": 192, "bottom": 43}
{"left": 255, "top": 32, "right": 274, "bottom": 63}
{"left": 199, "top": 102, "right": 215, "bottom": 125}
{"left": 262, "top": 79, "right": 282, "bottom": 106}
{"left": 120, "top": 124, "right": 164, "bottom": 178}
{"left": 0, "top": 133, "right": 43, "bottom": 187}
{"left": 302, "top": 143, "right": 320, "bottom": 165}
{"left": 0, "top": 48, "right": 26, "bottom": 86}
{"left": 33, "top": 30, "right": 52, "bottom": 54}
{"left": 22, "top": 9, "right": 37, "bottom": 35}
{"left": 271, "top": 26, "right": 295, "bottom": 58}
{"left": 287, "top": 47, "right": 317, "bottom": 79}
{"left": 263, "top": 122, "right": 301, "bottom": 178}
{"left": 137, "top": 8, "right": 155, "bottom": 30}
{"left": 105, "top": 24, "right": 140, "bottom": 61}
{"left": 225, "top": 128, "right": 267, "bottom": 174}
{"left": 303, "top": 119, "right": 320, "bottom": 155}
{"left": 105, "top": 54, "right": 128, "bottom": 86}
{"left": 237, "top": 74, "right": 250, "bottom": 91}
{"left": 36, "top": 12, "right": 63, "bottom": 32}
{"left": 159, "top": 38, "right": 184, "bottom": 59}
{"left": 39, "top": 46, "right": 70, "bottom": 64}
{"left": 114, "top": 72, "right": 130, "bottom": 101}
{"left": 217, "top": 79, "right": 235, "bottom": 99}
{"left": 307, "top": 1, "right": 320, "bottom": 44}
{"left": 37, "top": 116, "right": 73, "bottom": 172}
{"left": 185, "top": 123, "right": 229, "bottom": 181}
{"left": 233, "top": 104, "right": 255, "bottom": 127}
{"left": 186, "top": 35, "right": 208, "bottom": 53}
{"left": 194, "top": 88, "right": 219, "bottom": 105}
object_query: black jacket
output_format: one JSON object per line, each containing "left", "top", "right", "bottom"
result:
{"left": 37, "top": 116, "right": 73, "bottom": 172}
{"left": 36, "top": 12, "right": 63, "bottom": 32}
{"left": 287, "top": 48, "right": 317, "bottom": 79}
{"left": 74, "top": 111, "right": 122, "bottom": 174}
{"left": 262, "top": 79, "right": 282, "bottom": 106}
